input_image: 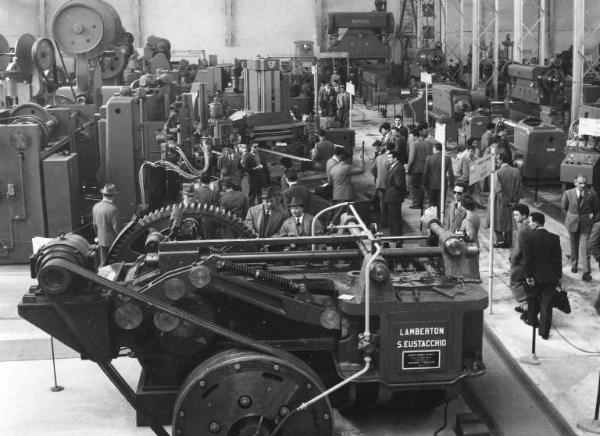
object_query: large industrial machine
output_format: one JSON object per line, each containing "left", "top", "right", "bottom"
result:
{"left": 504, "top": 62, "right": 568, "bottom": 129}
{"left": 19, "top": 207, "right": 487, "bottom": 434}
{"left": 429, "top": 83, "right": 488, "bottom": 142}
{"left": 498, "top": 117, "right": 565, "bottom": 182}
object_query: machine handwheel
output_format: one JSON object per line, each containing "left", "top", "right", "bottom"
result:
{"left": 172, "top": 349, "right": 334, "bottom": 436}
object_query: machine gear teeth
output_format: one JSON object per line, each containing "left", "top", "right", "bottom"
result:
{"left": 107, "top": 202, "right": 257, "bottom": 263}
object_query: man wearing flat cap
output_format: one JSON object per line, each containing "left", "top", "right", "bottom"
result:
{"left": 244, "top": 187, "right": 286, "bottom": 238}
{"left": 278, "top": 197, "right": 324, "bottom": 237}
{"left": 92, "top": 183, "right": 121, "bottom": 266}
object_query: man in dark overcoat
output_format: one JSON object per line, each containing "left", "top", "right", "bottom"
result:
{"left": 384, "top": 151, "right": 407, "bottom": 236}
{"left": 522, "top": 212, "right": 562, "bottom": 339}
{"left": 422, "top": 141, "right": 454, "bottom": 215}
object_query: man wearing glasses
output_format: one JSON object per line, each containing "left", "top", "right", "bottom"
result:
{"left": 561, "top": 174, "right": 600, "bottom": 281}
{"left": 446, "top": 184, "right": 467, "bottom": 233}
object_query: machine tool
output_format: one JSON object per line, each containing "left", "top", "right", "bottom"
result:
{"left": 560, "top": 104, "right": 600, "bottom": 192}
{"left": 19, "top": 207, "right": 487, "bottom": 434}
{"left": 0, "top": 102, "right": 98, "bottom": 264}
{"left": 499, "top": 117, "right": 565, "bottom": 182}
{"left": 429, "top": 83, "right": 488, "bottom": 142}
{"left": 505, "top": 62, "right": 568, "bottom": 129}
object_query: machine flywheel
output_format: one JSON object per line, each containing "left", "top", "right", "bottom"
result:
{"left": 107, "top": 202, "right": 257, "bottom": 263}
{"left": 171, "top": 349, "right": 334, "bottom": 436}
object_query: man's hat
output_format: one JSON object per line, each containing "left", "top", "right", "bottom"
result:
{"left": 289, "top": 197, "right": 305, "bottom": 207}
{"left": 260, "top": 187, "right": 274, "bottom": 199}
{"left": 100, "top": 183, "right": 118, "bottom": 196}
{"left": 181, "top": 183, "right": 195, "bottom": 196}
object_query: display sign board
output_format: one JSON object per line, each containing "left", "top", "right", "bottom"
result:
{"left": 395, "top": 322, "right": 448, "bottom": 370}
{"left": 469, "top": 154, "right": 496, "bottom": 185}
{"left": 579, "top": 118, "right": 600, "bottom": 137}
{"left": 421, "top": 72, "right": 433, "bottom": 84}
{"left": 434, "top": 121, "right": 446, "bottom": 144}
{"left": 346, "top": 81, "right": 355, "bottom": 96}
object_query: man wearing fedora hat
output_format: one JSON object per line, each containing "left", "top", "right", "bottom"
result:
{"left": 244, "top": 187, "right": 286, "bottom": 238}
{"left": 278, "top": 196, "right": 324, "bottom": 238}
{"left": 180, "top": 183, "right": 198, "bottom": 206}
{"left": 92, "top": 183, "right": 122, "bottom": 266}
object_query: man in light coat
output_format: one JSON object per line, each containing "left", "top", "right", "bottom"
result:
{"left": 244, "top": 188, "right": 286, "bottom": 238}
{"left": 92, "top": 183, "right": 121, "bottom": 266}
{"left": 277, "top": 197, "right": 324, "bottom": 239}
{"left": 446, "top": 184, "right": 467, "bottom": 232}
{"left": 493, "top": 152, "right": 522, "bottom": 249}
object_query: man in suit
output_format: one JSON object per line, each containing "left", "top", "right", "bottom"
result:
{"left": 422, "top": 141, "right": 454, "bottom": 215}
{"left": 219, "top": 177, "right": 248, "bottom": 218}
{"left": 92, "top": 183, "right": 121, "bottom": 266}
{"left": 407, "top": 122, "right": 433, "bottom": 209}
{"left": 336, "top": 85, "right": 351, "bottom": 128}
{"left": 510, "top": 203, "right": 532, "bottom": 309}
{"left": 392, "top": 126, "right": 409, "bottom": 164}
{"left": 380, "top": 122, "right": 394, "bottom": 149}
{"left": 479, "top": 122, "right": 496, "bottom": 156}
{"left": 330, "top": 154, "right": 355, "bottom": 203}
{"left": 326, "top": 146, "right": 344, "bottom": 183}
{"left": 282, "top": 169, "right": 311, "bottom": 211}
{"left": 385, "top": 151, "right": 407, "bottom": 236}
{"left": 244, "top": 187, "right": 286, "bottom": 238}
{"left": 561, "top": 174, "right": 600, "bottom": 281}
{"left": 217, "top": 147, "right": 243, "bottom": 190}
{"left": 522, "top": 212, "right": 562, "bottom": 340}
{"left": 372, "top": 143, "right": 392, "bottom": 228}
{"left": 446, "top": 184, "right": 467, "bottom": 232}
{"left": 195, "top": 173, "right": 218, "bottom": 205}
{"left": 312, "top": 129, "right": 334, "bottom": 170}
{"left": 277, "top": 197, "right": 324, "bottom": 239}
{"left": 393, "top": 115, "right": 409, "bottom": 139}
{"left": 242, "top": 143, "right": 266, "bottom": 205}
{"left": 319, "top": 82, "right": 336, "bottom": 117}
{"left": 493, "top": 151, "right": 522, "bottom": 248}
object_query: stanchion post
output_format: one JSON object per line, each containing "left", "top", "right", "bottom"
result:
{"left": 519, "top": 322, "right": 540, "bottom": 366}
{"left": 488, "top": 173, "right": 495, "bottom": 315}
{"left": 577, "top": 371, "right": 600, "bottom": 433}
{"left": 535, "top": 167, "right": 539, "bottom": 203}
{"left": 50, "top": 337, "right": 64, "bottom": 392}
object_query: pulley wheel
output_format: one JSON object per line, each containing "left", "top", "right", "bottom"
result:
{"left": 100, "top": 46, "right": 127, "bottom": 79}
{"left": 0, "top": 34, "right": 10, "bottom": 71}
{"left": 172, "top": 349, "right": 334, "bottom": 436}
{"left": 51, "top": 0, "right": 123, "bottom": 58}
{"left": 15, "top": 33, "right": 35, "bottom": 76}
{"left": 10, "top": 103, "right": 58, "bottom": 127}
{"left": 153, "top": 297, "right": 216, "bottom": 356}
{"left": 32, "top": 37, "right": 57, "bottom": 71}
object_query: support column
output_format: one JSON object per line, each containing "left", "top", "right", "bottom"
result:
{"left": 225, "top": 0, "right": 233, "bottom": 47}
{"left": 315, "top": 0, "right": 323, "bottom": 53}
{"left": 572, "top": 0, "right": 584, "bottom": 122}
{"left": 513, "top": 0, "right": 523, "bottom": 62}
{"left": 135, "top": 0, "right": 143, "bottom": 47}
{"left": 471, "top": 0, "right": 480, "bottom": 90}
{"left": 539, "top": 0, "right": 546, "bottom": 63}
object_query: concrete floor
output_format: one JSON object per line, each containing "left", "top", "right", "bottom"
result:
{"left": 1, "top": 103, "right": 600, "bottom": 434}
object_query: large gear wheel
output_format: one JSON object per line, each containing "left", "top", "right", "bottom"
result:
{"left": 171, "top": 349, "right": 334, "bottom": 436}
{"left": 107, "top": 202, "right": 257, "bottom": 263}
